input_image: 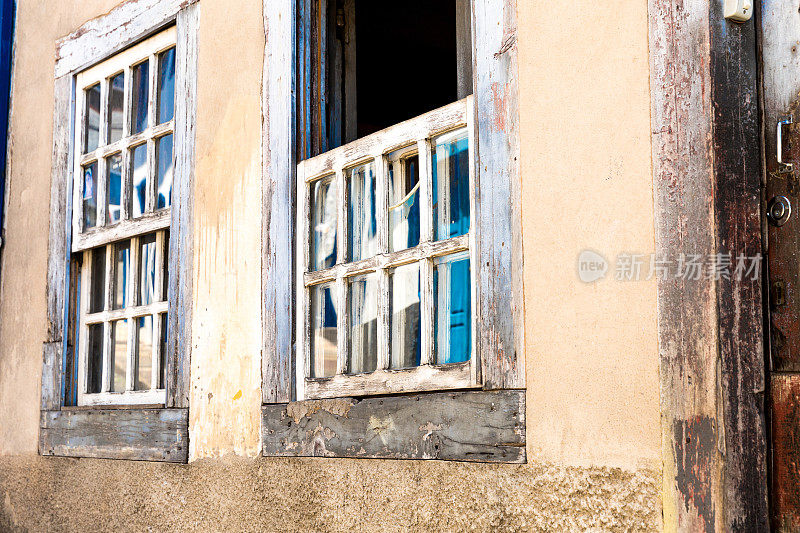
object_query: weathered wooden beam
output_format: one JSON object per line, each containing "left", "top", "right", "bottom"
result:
{"left": 472, "top": 0, "right": 525, "bottom": 390}
{"left": 648, "top": 0, "right": 768, "bottom": 530}
{"left": 39, "top": 408, "right": 189, "bottom": 463}
{"left": 54, "top": 0, "right": 198, "bottom": 77}
{"left": 262, "top": 390, "right": 525, "bottom": 463}
{"left": 262, "top": 0, "right": 296, "bottom": 404}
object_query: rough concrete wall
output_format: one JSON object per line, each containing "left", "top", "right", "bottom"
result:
{"left": 0, "top": 455, "right": 661, "bottom": 532}
{"left": 518, "top": 0, "right": 660, "bottom": 470}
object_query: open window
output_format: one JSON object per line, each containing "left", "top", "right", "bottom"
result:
{"left": 263, "top": 0, "right": 526, "bottom": 462}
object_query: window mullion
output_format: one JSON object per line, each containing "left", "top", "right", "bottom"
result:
{"left": 417, "top": 139, "right": 433, "bottom": 243}
{"left": 127, "top": 236, "right": 141, "bottom": 391}
{"left": 335, "top": 166, "right": 347, "bottom": 375}
{"left": 374, "top": 153, "right": 389, "bottom": 370}
{"left": 336, "top": 276, "right": 348, "bottom": 375}
{"left": 101, "top": 245, "right": 113, "bottom": 392}
{"left": 151, "top": 230, "right": 166, "bottom": 388}
{"left": 420, "top": 257, "right": 433, "bottom": 366}
{"left": 77, "top": 250, "right": 91, "bottom": 400}
{"left": 97, "top": 79, "right": 109, "bottom": 227}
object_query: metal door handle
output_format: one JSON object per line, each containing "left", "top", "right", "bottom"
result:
{"left": 779, "top": 116, "right": 794, "bottom": 173}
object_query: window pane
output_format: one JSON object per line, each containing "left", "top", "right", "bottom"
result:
{"left": 87, "top": 324, "right": 103, "bottom": 394}
{"left": 310, "top": 176, "right": 337, "bottom": 271}
{"left": 131, "top": 60, "right": 150, "bottom": 134}
{"left": 108, "top": 72, "right": 125, "bottom": 143}
{"left": 156, "top": 134, "right": 173, "bottom": 210}
{"left": 131, "top": 143, "right": 147, "bottom": 218}
{"left": 89, "top": 246, "right": 106, "bottom": 313}
{"left": 157, "top": 47, "right": 176, "bottom": 124}
{"left": 347, "top": 273, "right": 378, "bottom": 374}
{"left": 433, "top": 252, "right": 471, "bottom": 364}
{"left": 110, "top": 319, "right": 128, "bottom": 392}
{"left": 106, "top": 153, "right": 123, "bottom": 223}
{"left": 113, "top": 240, "right": 131, "bottom": 310}
{"left": 389, "top": 154, "right": 420, "bottom": 252}
{"left": 136, "top": 315, "right": 153, "bottom": 390}
{"left": 159, "top": 313, "right": 168, "bottom": 389}
{"left": 82, "top": 162, "right": 98, "bottom": 229}
{"left": 310, "top": 282, "right": 337, "bottom": 378}
{"left": 347, "top": 162, "right": 377, "bottom": 261}
{"left": 432, "top": 129, "right": 470, "bottom": 241}
{"left": 84, "top": 83, "right": 100, "bottom": 153}
{"left": 389, "top": 263, "right": 421, "bottom": 369}
{"left": 138, "top": 234, "right": 157, "bottom": 305}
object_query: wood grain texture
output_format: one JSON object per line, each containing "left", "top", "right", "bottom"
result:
{"left": 472, "top": 0, "right": 525, "bottom": 390}
{"left": 165, "top": 3, "right": 198, "bottom": 409}
{"left": 262, "top": 390, "right": 525, "bottom": 463}
{"left": 648, "top": 0, "right": 768, "bottom": 531}
{"left": 262, "top": 0, "right": 296, "bottom": 404}
{"left": 39, "top": 408, "right": 188, "bottom": 462}
{"left": 771, "top": 374, "right": 800, "bottom": 531}
{"left": 54, "top": 0, "right": 197, "bottom": 77}
{"left": 42, "top": 75, "right": 74, "bottom": 411}
{"left": 708, "top": 3, "right": 769, "bottom": 530}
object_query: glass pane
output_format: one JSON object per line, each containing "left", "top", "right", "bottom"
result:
{"left": 106, "top": 154, "right": 123, "bottom": 223}
{"left": 82, "top": 162, "right": 98, "bottom": 229}
{"left": 87, "top": 324, "right": 103, "bottom": 394}
{"left": 113, "top": 240, "right": 131, "bottom": 310}
{"left": 162, "top": 231, "right": 169, "bottom": 301}
{"left": 84, "top": 83, "right": 100, "bottom": 153}
{"left": 432, "top": 129, "right": 470, "bottom": 241}
{"left": 136, "top": 315, "right": 153, "bottom": 390}
{"left": 389, "top": 263, "right": 421, "bottom": 369}
{"left": 433, "top": 252, "right": 471, "bottom": 364}
{"left": 89, "top": 246, "right": 106, "bottom": 313}
{"left": 131, "top": 143, "right": 148, "bottom": 218}
{"left": 310, "top": 176, "right": 337, "bottom": 271}
{"left": 110, "top": 319, "right": 128, "bottom": 392}
{"left": 156, "top": 134, "right": 173, "bottom": 210}
{"left": 347, "top": 273, "right": 378, "bottom": 374}
{"left": 138, "top": 234, "right": 157, "bottom": 305}
{"left": 389, "top": 153, "right": 420, "bottom": 252}
{"left": 157, "top": 47, "right": 176, "bottom": 124}
{"left": 131, "top": 60, "right": 150, "bottom": 134}
{"left": 160, "top": 313, "right": 168, "bottom": 389}
{"left": 310, "top": 282, "right": 337, "bottom": 378}
{"left": 347, "top": 162, "right": 377, "bottom": 261}
{"left": 108, "top": 72, "right": 125, "bottom": 143}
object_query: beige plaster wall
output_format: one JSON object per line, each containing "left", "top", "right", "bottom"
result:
{"left": 0, "top": 0, "right": 662, "bottom": 529}
{"left": 518, "top": 0, "right": 660, "bottom": 470}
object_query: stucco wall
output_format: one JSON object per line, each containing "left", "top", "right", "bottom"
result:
{"left": 0, "top": 0, "right": 661, "bottom": 530}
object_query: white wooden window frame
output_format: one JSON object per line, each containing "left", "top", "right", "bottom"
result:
{"left": 72, "top": 27, "right": 176, "bottom": 407}
{"left": 296, "top": 97, "right": 478, "bottom": 400}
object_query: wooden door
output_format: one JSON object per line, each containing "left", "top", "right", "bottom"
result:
{"left": 762, "top": 2, "right": 800, "bottom": 529}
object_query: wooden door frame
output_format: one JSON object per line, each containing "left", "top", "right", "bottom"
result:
{"left": 648, "top": 0, "right": 769, "bottom": 530}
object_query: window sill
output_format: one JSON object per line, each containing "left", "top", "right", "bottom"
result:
{"left": 261, "top": 389, "right": 525, "bottom": 463}
{"left": 39, "top": 407, "right": 188, "bottom": 463}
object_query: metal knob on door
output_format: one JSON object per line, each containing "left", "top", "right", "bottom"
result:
{"left": 768, "top": 196, "right": 792, "bottom": 227}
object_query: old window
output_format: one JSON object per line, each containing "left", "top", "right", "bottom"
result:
{"left": 72, "top": 28, "right": 176, "bottom": 407}
{"left": 41, "top": 1, "right": 197, "bottom": 462}
{"left": 263, "top": 0, "right": 525, "bottom": 462}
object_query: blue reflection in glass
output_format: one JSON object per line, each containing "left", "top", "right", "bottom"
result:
{"left": 108, "top": 73, "right": 125, "bottom": 143}
{"left": 432, "top": 129, "right": 470, "bottom": 241}
{"left": 310, "top": 283, "right": 337, "bottom": 377}
{"left": 389, "top": 154, "right": 420, "bottom": 252}
{"left": 132, "top": 60, "right": 150, "bottom": 134}
{"left": 84, "top": 83, "right": 101, "bottom": 153}
{"left": 347, "top": 273, "right": 378, "bottom": 374}
{"left": 310, "top": 177, "right": 337, "bottom": 271}
{"left": 156, "top": 134, "right": 173, "bottom": 210}
{"left": 107, "top": 154, "right": 123, "bottom": 223}
{"left": 113, "top": 240, "right": 131, "bottom": 310}
{"left": 131, "top": 144, "right": 147, "bottom": 218}
{"left": 348, "top": 162, "right": 377, "bottom": 261}
{"left": 158, "top": 47, "right": 176, "bottom": 124}
{"left": 433, "top": 252, "right": 471, "bottom": 364}
{"left": 82, "top": 162, "right": 98, "bottom": 229}
{"left": 389, "top": 263, "right": 421, "bottom": 369}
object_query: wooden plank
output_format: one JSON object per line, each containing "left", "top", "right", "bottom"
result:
{"left": 42, "top": 75, "right": 75, "bottom": 410}
{"left": 165, "top": 3, "right": 198, "bottom": 409}
{"left": 472, "top": 0, "right": 524, "bottom": 389}
{"left": 54, "top": 0, "right": 196, "bottom": 77}
{"left": 771, "top": 374, "right": 800, "bottom": 531}
{"left": 39, "top": 408, "right": 188, "bottom": 463}
{"left": 708, "top": 3, "right": 769, "bottom": 531}
{"left": 455, "top": 0, "right": 472, "bottom": 99}
{"left": 72, "top": 203, "right": 170, "bottom": 252}
{"left": 262, "top": 0, "right": 296, "bottom": 403}
{"left": 262, "top": 389, "right": 525, "bottom": 463}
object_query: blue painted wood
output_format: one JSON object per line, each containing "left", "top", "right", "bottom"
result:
{"left": 0, "top": 0, "right": 14, "bottom": 265}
